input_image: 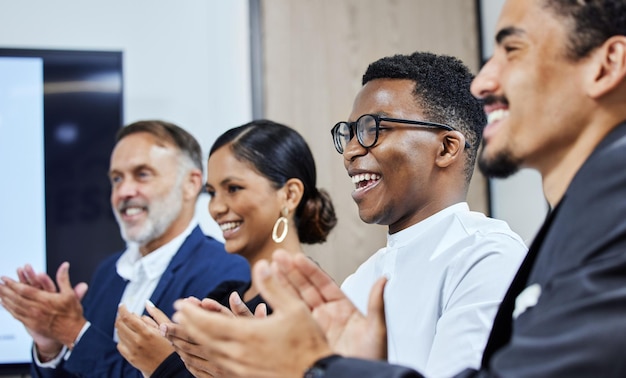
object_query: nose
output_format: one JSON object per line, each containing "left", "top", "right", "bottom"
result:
{"left": 342, "top": 135, "right": 367, "bottom": 162}
{"left": 208, "top": 192, "right": 228, "bottom": 221}
{"left": 471, "top": 56, "right": 500, "bottom": 100}
{"left": 112, "top": 178, "right": 138, "bottom": 200}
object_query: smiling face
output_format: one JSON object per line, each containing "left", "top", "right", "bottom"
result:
{"left": 472, "top": 0, "right": 591, "bottom": 178}
{"left": 206, "top": 145, "right": 284, "bottom": 261}
{"left": 109, "top": 132, "right": 186, "bottom": 252}
{"left": 343, "top": 78, "right": 447, "bottom": 234}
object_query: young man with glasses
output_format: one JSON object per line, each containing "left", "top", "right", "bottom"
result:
{"left": 325, "top": 52, "right": 527, "bottom": 376}
{"left": 167, "top": 52, "right": 527, "bottom": 377}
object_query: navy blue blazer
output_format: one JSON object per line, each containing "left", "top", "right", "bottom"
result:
{"left": 322, "top": 121, "right": 626, "bottom": 377}
{"left": 31, "top": 225, "right": 250, "bottom": 378}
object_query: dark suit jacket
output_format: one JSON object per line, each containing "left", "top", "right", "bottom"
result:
{"left": 323, "top": 121, "right": 626, "bottom": 377}
{"left": 31, "top": 225, "right": 250, "bottom": 378}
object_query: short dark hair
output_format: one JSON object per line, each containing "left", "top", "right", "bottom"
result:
{"left": 543, "top": 0, "right": 626, "bottom": 60}
{"left": 362, "top": 52, "right": 486, "bottom": 183}
{"left": 209, "top": 119, "right": 337, "bottom": 244}
{"left": 116, "top": 120, "right": 203, "bottom": 174}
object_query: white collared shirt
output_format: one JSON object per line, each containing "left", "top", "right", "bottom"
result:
{"left": 113, "top": 219, "right": 197, "bottom": 340}
{"left": 341, "top": 203, "right": 527, "bottom": 378}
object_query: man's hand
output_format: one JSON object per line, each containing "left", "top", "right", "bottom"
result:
{"left": 0, "top": 262, "right": 88, "bottom": 360}
{"left": 171, "top": 258, "right": 334, "bottom": 378}
{"left": 274, "top": 249, "right": 388, "bottom": 360}
{"left": 115, "top": 303, "right": 174, "bottom": 376}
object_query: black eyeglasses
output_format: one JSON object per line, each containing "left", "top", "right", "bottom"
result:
{"left": 331, "top": 114, "right": 471, "bottom": 154}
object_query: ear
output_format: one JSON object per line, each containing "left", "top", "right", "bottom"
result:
{"left": 587, "top": 36, "right": 626, "bottom": 98}
{"left": 182, "top": 168, "right": 204, "bottom": 201}
{"left": 280, "top": 178, "right": 305, "bottom": 215}
{"left": 435, "top": 131, "right": 465, "bottom": 168}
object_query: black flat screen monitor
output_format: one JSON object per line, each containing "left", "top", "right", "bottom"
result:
{"left": 0, "top": 48, "right": 124, "bottom": 374}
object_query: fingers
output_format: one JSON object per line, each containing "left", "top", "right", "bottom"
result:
{"left": 367, "top": 277, "right": 388, "bottom": 327}
{"left": 145, "top": 300, "right": 171, "bottom": 325}
{"left": 74, "top": 282, "right": 88, "bottom": 300}
{"left": 292, "top": 254, "right": 343, "bottom": 302}
{"left": 55, "top": 262, "right": 73, "bottom": 294}
{"left": 141, "top": 315, "right": 158, "bottom": 329}
{"left": 228, "top": 292, "right": 254, "bottom": 318}
{"left": 254, "top": 303, "right": 268, "bottom": 318}
{"left": 16, "top": 265, "right": 57, "bottom": 293}
{"left": 274, "top": 250, "right": 343, "bottom": 309}
{"left": 161, "top": 322, "right": 197, "bottom": 345}
{"left": 17, "top": 265, "right": 38, "bottom": 288}
{"left": 366, "top": 276, "right": 389, "bottom": 360}
{"left": 199, "top": 298, "right": 232, "bottom": 315}
{"left": 172, "top": 300, "right": 238, "bottom": 344}
{"left": 37, "top": 272, "right": 57, "bottom": 293}
{"left": 252, "top": 259, "right": 301, "bottom": 314}
{"left": 185, "top": 296, "right": 202, "bottom": 306}
{"left": 116, "top": 304, "right": 144, "bottom": 333}
{"left": 0, "top": 276, "right": 39, "bottom": 304}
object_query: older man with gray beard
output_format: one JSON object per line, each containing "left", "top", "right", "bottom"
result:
{"left": 0, "top": 120, "right": 250, "bottom": 378}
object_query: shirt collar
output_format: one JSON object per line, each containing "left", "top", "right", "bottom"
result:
{"left": 387, "top": 202, "right": 469, "bottom": 248}
{"left": 116, "top": 218, "right": 198, "bottom": 281}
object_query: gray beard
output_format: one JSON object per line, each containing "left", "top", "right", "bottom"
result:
{"left": 115, "top": 182, "right": 184, "bottom": 247}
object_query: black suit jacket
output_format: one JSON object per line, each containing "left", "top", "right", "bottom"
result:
{"left": 324, "top": 121, "right": 626, "bottom": 377}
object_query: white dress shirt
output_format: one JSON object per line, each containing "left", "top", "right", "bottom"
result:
{"left": 114, "top": 219, "right": 197, "bottom": 339}
{"left": 341, "top": 203, "right": 526, "bottom": 378}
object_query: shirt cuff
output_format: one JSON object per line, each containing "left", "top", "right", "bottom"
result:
{"left": 33, "top": 344, "right": 68, "bottom": 368}
{"left": 64, "top": 321, "right": 91, "bottom": 360}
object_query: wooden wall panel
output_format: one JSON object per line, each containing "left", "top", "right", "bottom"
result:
{"left": 260, "top": 0, "right": 484, "bottom": 282}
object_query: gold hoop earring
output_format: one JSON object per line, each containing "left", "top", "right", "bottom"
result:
{"left": 272, "top": 208, "right": 289, "bottom": 244}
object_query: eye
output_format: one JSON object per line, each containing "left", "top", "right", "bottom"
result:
{"left": 504, "top": 45, "right": 518, "bottom": 53}
{"left": 110, "top": 175, "right": 121, "bottom": 185}
{"left": 206, "top": 189, "right": 216, "bottom": 198}
{"left": 227, "top": 185, "right": 243, "bottom": 194}
{"left": 136, "top": 169, "right": 153, "bottom": 181}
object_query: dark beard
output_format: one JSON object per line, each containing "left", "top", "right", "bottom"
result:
{"left": 478, "top": 146, "right": 521, "bottom": 178}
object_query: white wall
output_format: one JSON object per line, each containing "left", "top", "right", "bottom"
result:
{"left": 0, "top": 0, "right": 253, "bottom": 239}
{"left": 479, "top": 0, "right": 548, "bottom": 244}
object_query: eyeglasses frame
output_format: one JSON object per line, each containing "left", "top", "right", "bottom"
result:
{"left": 331, "top": 113, "right": 471, "bottom": 154}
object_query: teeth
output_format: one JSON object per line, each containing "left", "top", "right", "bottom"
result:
{"left": 351, "top": 173, "right": 381, "bottom": 184}
{"left": 487, "top": 109, "right": 509, "bottom": 124}
{"left": 220, "top": 222, "right": 241, "bottom": 232}
{"left": 124, "top": 207, "right": 143, "bottom": 216}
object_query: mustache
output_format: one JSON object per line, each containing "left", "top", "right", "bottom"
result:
{"left": 482, "top": 94, "right": 509, "bottom": 107}
{"left": 117, "top": 199, "right": 147, "bottom": 212}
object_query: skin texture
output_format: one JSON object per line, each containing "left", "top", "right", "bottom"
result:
{"left": 472, "top": 0, "right": 626, "bottom": 206}
{"left": 344, "top": 78, "right": 468, "bottom": 234}
{"left": 169, "top": 250, "right": 388, "bottom": 378}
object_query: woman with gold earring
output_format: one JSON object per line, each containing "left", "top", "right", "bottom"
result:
{"left": 122, "top": 120, "right": 337, "bottom": 378}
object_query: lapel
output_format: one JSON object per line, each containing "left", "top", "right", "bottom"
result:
{"left": 480, "top": 205, "right": 559, "bottom": 367}
{"left": 147, "top": 225, "right": 202, "bottom": 312}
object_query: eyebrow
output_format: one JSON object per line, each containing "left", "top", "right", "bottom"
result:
{"left": 495, "top": 26, "right": 526, "bottom": 45}
{"left": 206, "top": 176, "right": 244, "bottom": 188}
